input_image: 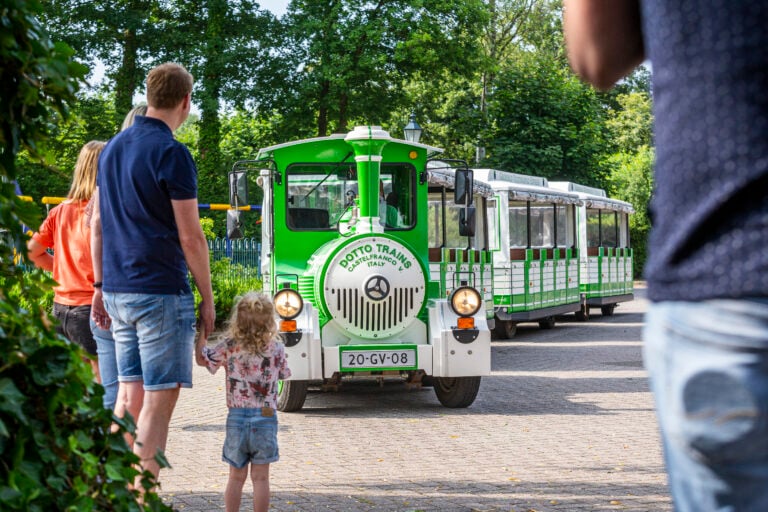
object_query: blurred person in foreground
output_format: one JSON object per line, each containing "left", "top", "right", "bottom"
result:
{"left": 91, "top": 63, "right": 215, "bottom": 485}
{"left": 564, "top": 1, "right": 768, "bottom": 510}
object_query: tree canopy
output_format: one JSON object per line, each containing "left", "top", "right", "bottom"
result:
{"left": 30, "top": 0, "right": 653, "bottom": 242}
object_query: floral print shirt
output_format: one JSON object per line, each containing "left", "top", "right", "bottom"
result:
{"left": 202, "top": 338, "right": 291, "bottom": 409}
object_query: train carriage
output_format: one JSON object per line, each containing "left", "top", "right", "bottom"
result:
{"left": 229, "top": 126, "right": 492, "bottom": 411}
{"left": 426, "top": 166, "right": 583, "bottom": 339}
{"left": 548, "top": 182, "right": 634, "bottom": 319}
{"left": 473, "top": 170, "right": 584, "bottom": 338}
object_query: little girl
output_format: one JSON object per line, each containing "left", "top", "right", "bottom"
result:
{"left": 195, "top": 292, "right": 291, "bottom": 512}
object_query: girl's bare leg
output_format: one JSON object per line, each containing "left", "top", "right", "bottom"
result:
{"left": 250, "top": 463, "right": 270, "bottom": 512}
{"left": 224, "top": 465, "right": 248, "bottom": 512}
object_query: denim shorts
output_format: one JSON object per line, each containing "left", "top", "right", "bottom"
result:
{"left": 53, "top": 303, "right": 97, "bottom": 356}
{"left": 103, "top": 292, "right": 196, "bottom": 391}
{"left": 223, "top": 408, "right": 279, "bottom": 468}
{"left": 91, "top": 317, "right": 118, "bottom": 410}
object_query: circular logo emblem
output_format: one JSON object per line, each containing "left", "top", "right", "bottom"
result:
{"left": 364, "top": 275, "right": 390, "bottom": 301}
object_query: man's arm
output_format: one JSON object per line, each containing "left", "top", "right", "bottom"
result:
{"left": 90, "top": 189, "right": 110, "bottom": 329}
{"left": 563, "top": 0, "right": 645, "bottom": 90}
{"left": 172, "top": 198, "right": 215, "bottom": 338}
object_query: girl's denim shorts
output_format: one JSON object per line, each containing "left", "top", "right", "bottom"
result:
{"left": 223, "top": 408, "right": 279, "bottom": 468}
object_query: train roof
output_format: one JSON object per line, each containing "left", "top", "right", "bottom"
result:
{"left": 548, "top": 181, "right": 635, "bottom": 213}
{"left": 426, "top": 163, "right": 582, "bottom": 206}
{"left": 257, "top": 132, "right": 443, "bottom": 159}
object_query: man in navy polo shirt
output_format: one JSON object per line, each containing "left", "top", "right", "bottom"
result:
{"left": 91, "top": 62, "right": 215, "bottom": 486}
{"left": 564, "top": 2, "right": 768, "bottom": 510}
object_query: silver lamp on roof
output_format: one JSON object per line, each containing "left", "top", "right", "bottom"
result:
{"left": 403, "top": 113, "right": 422, "bottom": 143}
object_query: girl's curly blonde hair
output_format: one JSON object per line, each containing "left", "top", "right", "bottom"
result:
{"left": 225, "top": 292, "right": 278, "bottom": 354}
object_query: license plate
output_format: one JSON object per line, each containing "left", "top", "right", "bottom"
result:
{"left": 340, "top": 346, "right": 417, "bottom": 371}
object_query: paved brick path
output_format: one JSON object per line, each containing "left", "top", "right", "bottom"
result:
{"left": 160, "top": 284, "right": 671, "bottom": 511}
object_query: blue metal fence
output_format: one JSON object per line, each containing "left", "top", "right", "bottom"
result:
{"left": 208, "top": 237, "right": 262, "bottom": 278}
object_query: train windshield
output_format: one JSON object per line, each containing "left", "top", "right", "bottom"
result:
{"left": 285, "top": 162, "right": 415, "bottom": 231}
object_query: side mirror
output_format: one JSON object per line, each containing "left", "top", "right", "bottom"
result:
{"left": 459, "top": 206, "right": 476, "bottom": 237}
{"left": 454, "top": 168, "right": 474, "bottom": 206}
{"left": 227, "top": 210, "right": 244, "bottom": 239}
{"left": 229, "top": 171, "right": 248, "bottom": 207}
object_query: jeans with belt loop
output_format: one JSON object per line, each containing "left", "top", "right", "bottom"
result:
{"left": 643, "top": 299, "right": 768, "bottom": 512}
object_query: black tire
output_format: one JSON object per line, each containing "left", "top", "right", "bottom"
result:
{"left": 493, "top": 320, "right": 517, "bottom": 340}
{"left": 433, "top": 376, "right": 481, "bottom": 408}
{"left": 276, "top": 380, "right": 309, "bottom": 412}
{"left": 575, "top": 305, "right": 590, "bottom": 322}
{"left": 601, "top": 304, "right": 617, "bottom": 316}
{"left": 538, "top": 316, "right": 556, "bottom": 329}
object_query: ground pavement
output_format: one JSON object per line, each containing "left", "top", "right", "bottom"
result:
{"left": 159, "top": 284, "right": 671, "bottom": 511}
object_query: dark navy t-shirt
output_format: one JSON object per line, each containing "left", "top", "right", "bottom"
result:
{"left": 97, "top": 116, "right": 197, "bottom": 294}
{"left": 640, "top": 1, "right": 768, "bottom": 301}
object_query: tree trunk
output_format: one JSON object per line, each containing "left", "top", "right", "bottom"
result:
{"left": 115, "top": 28, "right": 138, "bottom": 130}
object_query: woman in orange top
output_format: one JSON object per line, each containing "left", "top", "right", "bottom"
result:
{"left": 28, "top": 141, "right": 106, "bottom": 383}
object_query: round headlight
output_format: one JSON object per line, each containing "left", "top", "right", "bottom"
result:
{"left": 274, "top": 289, "right": 303, "bottom": 320}
{"left": 449, "top": 286, "right": 482, "bottom": 317}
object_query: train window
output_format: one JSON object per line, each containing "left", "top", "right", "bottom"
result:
{"left": 285, "top": 163, "right": 414, "bottom": 231}
{"left": 530, "top": 203, "right": 555, "bottom": 247}
{"left": 427, "top": 192, "right": 444, "bottom": 248}
{"left": 428, "top": 191, "right": 487, "bottom": 252}
{"left": 286, "top": 163, "right": 354, "bottom": 231}
{"left": 445, "top": 203, "right": 465, "bottom": 248}
{"left": 556, "top": 204, "right": 575, "bottom": 247}
{"left": 602, "top": 210, "right": 618, "bottom": 247}
{"left": 508, "top": 201, "right": 528, "bottom": 248}
{"left": 487, "top": 198, "right": 499, "bottom": 251}
{"left": 380, "top": 164, "right": 415, "bottom": 229}
{"left": 619, "top": 213, "right": 630, "bottom": 247}
{"left": 587, "top": 208, "right": 601, "bottom": 247}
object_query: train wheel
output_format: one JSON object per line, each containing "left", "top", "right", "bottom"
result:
{"left": 493, "top": 320, "right": 517, "bottom": 340}
{"left": 575, "top": 305, "right": 590, "bottom": 322}
{"left": 601, "top": 304, "right": 617, "bottom": 316}
{"left": 538, "top": 316, "right": 556, "bottom": 329}
{"left": 433, "top": 376, "right": 481, "bottom": 408}
{"left": 277, "top": 380, "right": 309, "bottom": 412}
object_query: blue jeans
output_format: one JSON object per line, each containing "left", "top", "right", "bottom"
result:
{"left": 91, "top": 317, "right": 118, "bottom": 410}
{"left": 103, "top": 292, "right": 196, "bottom": 391}
{"left": 643, "top": 299, "right": 768, "bottom": 512}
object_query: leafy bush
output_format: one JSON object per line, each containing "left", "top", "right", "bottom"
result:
{"left": 0, "top": 2, "right": 170, "bottom": 509}
{"left": 193, "top": 257, "right": 263, "bottom": 325}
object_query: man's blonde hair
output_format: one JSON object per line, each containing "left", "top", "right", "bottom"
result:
{"left": 146, "top": 63, "right": 193, "bottom": 110}
{"left": 225, "top": 292, "right": 279, "bottom": 355}
{"left": 67, "top": 140, "right": 105, "bottom": 201}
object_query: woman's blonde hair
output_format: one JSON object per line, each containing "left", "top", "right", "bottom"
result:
{"left": 121, "top": 104, "right": 147, "bottom": 131}
{"left": 67, "top": 140, "right": 106, "bottom": 201}
{"left": 225, "top": 292, "right": 278, "bottom": 354}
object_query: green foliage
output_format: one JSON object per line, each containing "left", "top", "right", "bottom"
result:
{"left": 603, "top": 92, "right": 654, "bottom": 277}
{"left": 605, "top": 92, "right": 653, "bottom": 153}
{"left": 193, "top": 258, "right": 263, "bottom": 325}
{"left": 487, "top": 51, "right": 611, "bottom": 187}
{"left": 280, "top": 0, "right": 486, "bottom": 135}
{"left": 606, "top": 146, "right": 654, "bottom": 277}
{"left": 199, "top": 217, "right": 216, "bottom": 239}
{"left": 1, "top": 2, "right": 170, "bottom": 509}
{"left": 43, "top": 0, "right": 169, "bottom": 128}
{"left": 15, "top": 94, "right": 118, "bottom": 217}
